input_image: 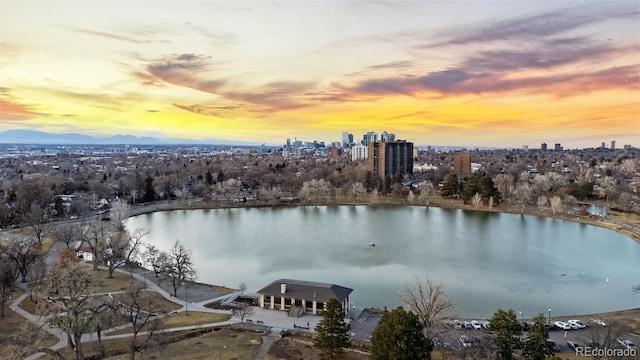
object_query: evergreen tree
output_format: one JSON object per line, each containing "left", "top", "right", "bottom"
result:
{"left": 522, "top": 314, "right": 554, "bottom": 360}
{"left": 205, "top": 170, "right": 214, "bottom": 185}
{"left": 314, "top": 298, "right": 350, "bottom": 359}
{"left": 142, "top": 175, "right": 155, "bottom": 203}
{"left": 371, "top": 307, "right": 431, "bottom": 360}
{"left": 489, "top": 308, "right": 522, "bottom": 360}
{"left": 440, "top": 174, "right": 460, "bottom": 198}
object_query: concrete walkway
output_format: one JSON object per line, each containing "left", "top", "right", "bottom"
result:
{"left": 11, "top": 265, "right": 243, "bottom": 359}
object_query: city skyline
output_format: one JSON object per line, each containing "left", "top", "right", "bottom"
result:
{"left": 1, "top": 1, "right": 639, "bottom": 148}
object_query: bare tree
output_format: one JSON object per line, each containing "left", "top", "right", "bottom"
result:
{"left": 550, "top": 196, "right": 563, "bottom": 215}
{"left": 407, "top": 190, "right": 416, "bottom": 204}
{"left": 1, "top": 236, "right": 42, "bottom": 282}
{"left": 347, "top": 182, "right": 366, "bottom": 204}
{"left": 300, "top": 179, "right": 331, "bottom": 205}
{"left": 51, "top": 223, "right": 81, "bottom": 249}
{"left": 399, "top": 276, "right": 456, "bottom": 341}
{"left": 4, "top": 322, "right": 66, "bottom": 360}
{"left": 582, "top": 320, "right": 628, "bottom": 360}
{"left": 239, "top": 282, "right": 248, "bottom": 295}
{"left": 493, "top": 173, "right": 514, "bottom": 201}
{"left": 144, "top": 245, "right": 169, "bottom": 278}
{"left": 80, "top": 220, "right": 111, "bottom": 271}
{"left": 104, "top": 229, "right": 148, "bottom": 278}
{"left": 36, "top": 262, "right": 111, "bottom": 360}
{"left": 109, "top": 200, "right": 131, "bottom": 231}
{"left": 119, "top": 279, "right": 165, "bottom": 360}
{"left": 370, "top": 188, "right": 379, "bottom": 203}
{"left": 233, "top": 302, "right": 255, "bottom": 324}
{"left": 162, "top": 240, "right": 196, "bottom": 297}
{"left": 513, "top": 182, "right": 532, "bottom": 214}
{"left": 22, "top": 203, "right": 49, "bottom": 246}
{"left": 472, "top": 193, "right": 482, "bottom": 209}
{"left": 0, "top": 257, "right": 19, "bottom": 316}
{"left": 537, "top": 195, "right": 548, "bottom": 209}
{"left": 418, "top": 183, "right": 435, "bottom": 207}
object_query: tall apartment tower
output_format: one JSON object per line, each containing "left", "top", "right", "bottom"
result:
{"left": 611, "top": 140, "right": 615, "bottom": 150}
{"left": 541, "top": 143, "right": 548, "bottom": 151}
{"left": 453, "top": 151, "right": 471, "bottom": 177}
{"left": 368, "top": 140, "right": 414, "bottom": 179}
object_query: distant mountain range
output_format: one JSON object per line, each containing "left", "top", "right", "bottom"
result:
{"left": 0, "top": 129, "right": 265, "bottom": 146}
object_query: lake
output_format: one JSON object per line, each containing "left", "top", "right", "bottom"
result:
{"left": 124, "top": 206, "right": 640, "bottom": 318}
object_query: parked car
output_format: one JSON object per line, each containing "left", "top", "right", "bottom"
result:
{"left": 567, "top": 319, "right": 587, "bottom": 329}
{"left": 521, "top": 322, "right": 530, "bottom": 331}
{"left": 567, "top": 341, "right": 581, "bottom": 350}
{"left": 471, "top": 320, "right": 482, "bottom": 330}
{"left": 545, "top": 323, "right": 559, "bottom": 331}
{"left": 442, "top": 341, "right": 452, "bottom": 349}
{"left": 591, "top": 318, "right": 607, "bottom": 327}
{"left": 433, "top": 337, "right": 442, "bottom": 348}
{"left": 453, "top": 320, "right": 463, "bottom": 330}
{"left": 617, "top": 339, "right": 635, "bottom": 349}
{"left": 567, "top": 322, "right": 580, "bottom": 330}
{"left": 481, "top": 321, "right": 490, "bottom": 329}
{"left": 464, "top": 321, "right": 473, "bottom": 329}
{"left": 460, "top": 335, "right": 472, "bottom": 348}
{"left": 554, "top": 321, "right": 572, "bottom": 330}
{"left": 548, "top": 340, "right": 561, "bottom": 352}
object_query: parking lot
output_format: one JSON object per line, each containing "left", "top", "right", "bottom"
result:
{"left": 431, "top": 318, "right": 639, "bottom": 356}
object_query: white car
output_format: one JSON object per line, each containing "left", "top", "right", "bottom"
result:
{"left": 471, "top": 320, "right": 482, "bottom": 330}
{"left": 481, "top": 321, "right": 490, "bottom": 329}
{"left": 567, "top": 319, "right": 587, "bottom": 329}
{"left": 554, "top": 321, "right": 571, "bottom": 330}
{"left": 618, "top": 339, "right": 635, "bottom": 349}
{"left": 460, "top": 335, "right": 472, "bottom": 348}
{"left": 591, "top": 319, "right": 607, "bottom": 327}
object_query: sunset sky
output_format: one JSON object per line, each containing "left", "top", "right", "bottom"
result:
{"left": 1, "top": 0, "right": 638, "bottom": 148}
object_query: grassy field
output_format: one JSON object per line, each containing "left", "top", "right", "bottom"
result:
{"left": 112, "top": 290, "right": 182, "bottom": 314}
{"left": 54, "top": 328, "right": 263, "bottom": 360}
{"left": 0, "top": 307, "right": 59, "bottom": 360}
{"left": 106, "top": 311, "right": 232, "bottom": 336}
{"left": 265, "top": 338, "right": 370, "bottom": 360}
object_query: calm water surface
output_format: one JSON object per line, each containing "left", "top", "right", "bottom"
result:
{"left": 125, "top": 206, "right": 640, "bottom": 318}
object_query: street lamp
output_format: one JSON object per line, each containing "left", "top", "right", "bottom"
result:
{"left": 548, "top": 308, "right": 551, "bottom": 324}
{"left": 185, "top": 281, "right": 189, "bottom": 316}
{"left": 219, "top": 345, "right": 227, "bottom": 360}
{"left": 352, "top": 303, "right": 356, "bottom": 320}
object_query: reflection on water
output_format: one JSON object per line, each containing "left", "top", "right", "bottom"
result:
{"left": 125, "top": 206, "right": 639, "bottom": 318}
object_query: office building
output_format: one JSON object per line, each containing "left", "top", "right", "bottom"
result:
{"left": 541, "top": 143, "right": 548, "bottom": 151}
{"left": 368, "top": 140, "right": 413, "bottom": 179}
{"left": 611, "top": 140, "right": 615, "bottom": 150}
{"left": 362, "top": 131, "right": 378, "bottom": 145}
{"left": 342, "top": 132, "right": 353, "bottom": 147}
{"left": 381, "top": 131, "right": 396, "bottom": 141}
{"left": 554, "top": 143, "right": 563, "bottom": 151}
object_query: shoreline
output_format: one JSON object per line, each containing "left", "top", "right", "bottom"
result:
{"left": 133, "top": 196, "right": 640, "bottom": 244}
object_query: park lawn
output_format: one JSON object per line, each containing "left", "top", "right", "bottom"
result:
{"left": 107, "top": 311, "right": 232, "bottom": 335}
{"left": 112, "top": 290, "right": 182, "bottom": 314}
{"left": 0, "top": 307, "right": 59, "bottom": 360}
{"left": 86, "top": 266, "right": 138, "bottom": 292}
{"left": 265, "top": 338, "right": 370, "bottom": 360}
{"left": 104, "top": 328, "right": 262, "bottom": 360}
